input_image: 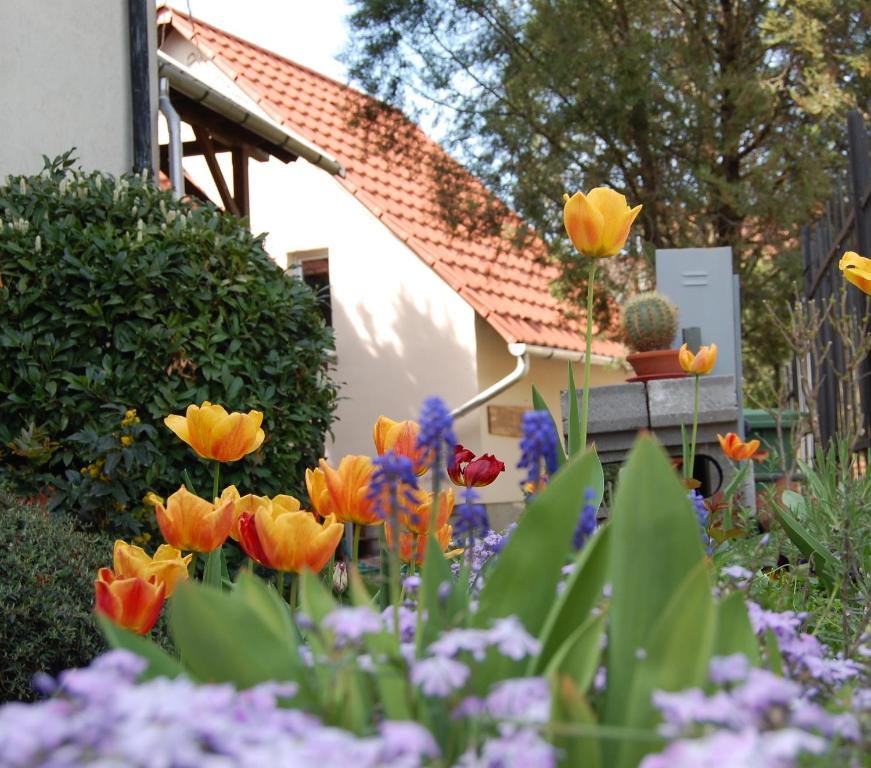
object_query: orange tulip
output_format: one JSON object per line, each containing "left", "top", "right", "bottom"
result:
{"left": 718, "top": 432, "right": 762, "bottom": 462}
{"left": 307, "top": 455, "right": 379, "bottom": 526}
{"left": 242, "top": 501, "right": 344, "bottom": 573}
{"left": 563, "top": 187, "right": 642, "bottom": 258}
{"left": 839, "top": 251, "right": 871, "bottom": 295}
{"left": 678, "top": 343, "right": 718, "bottom": 375}
{"left": 94, "top": 567, "right": 165, "bottom": 635}
{"left": 112, "top": 540, "right": 191, "bottom": 597}
{"left": 218, "top": 485, "right": 301, "bottom": 541}
{"left": 373, "top": 416, "right": 429, "bottom": 475}
{"left": 164, "top": 401, "right": 265, "bottom": 462}
{"left": 399, "top": 487, "right": 454, "bottom": 535}
{"left": 385, "top": 522, "right": 460, "bottom": 565}
{"left": 154, "top": 485, "right": 234, "bottom": 553}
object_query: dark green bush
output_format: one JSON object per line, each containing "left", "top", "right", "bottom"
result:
{"left": 0, "top": 494, "right": 109, "bottom": 701}
{"left": 0, "top": 153, "right": 337, "bottom": 537}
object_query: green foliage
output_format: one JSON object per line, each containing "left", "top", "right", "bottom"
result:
{"left": 343, "top": 0, "right": 871, "bottom": 394}
{"left": 0, "top": 154, "right": 337, "bottom": 536}
{"left": 620, "top": 291, "right": 678, "bottom": 352}
{"left": 0, "top": 494, "right": 108, "bottom": 701}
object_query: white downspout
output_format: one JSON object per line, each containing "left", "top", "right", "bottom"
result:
{"left": 451, "top": 343, "right": 530, "bottom": 420}
{"left": 158, "top": 77, "right": 183, "bottom": 198}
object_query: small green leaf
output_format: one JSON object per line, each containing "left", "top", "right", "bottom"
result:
{"left": 712, "top": 591, "right": 760, "bottom": 666}
{"left": 532, "top": 384, "right": 567, "bottom": 466}
{"left": 776, "top": 494, "right": 839, "bottom": 593}
{"left": 567, "top": 362, "right": 582, "bottom": 457}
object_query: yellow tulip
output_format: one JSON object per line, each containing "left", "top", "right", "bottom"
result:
{"left": 678, "top": 343, "right": 718, "bottom": 375}
{"left": 218, "top": 485, "right": 301, "bottom": 541}
{"left": 373, "top": 416, "right": 430, "bottom": 475}
{"left": 839, "top": 251, "right": 871, "bottom": 295}
{"left": 563, "top": 187, "right": 642, "bottom": 258}
{"left": 385, "top": 522, "right": 461, "bottom": 565}
{"left": 307, "top": 455, "right": 379, "bottom": 526}
{"left": 112, "top": 540, "right": 191, "bottom": 597}
{"left": 250, "top": 503, "right": 344, "bottom": 574}
{"left": 164, "top": 401, "right": 265, "bottom": 463}
{"left": 399, "top": 487, "right": 454, "bottom": 535}
{"left": 154, "top": 485, "right": 234, "bottom": 553}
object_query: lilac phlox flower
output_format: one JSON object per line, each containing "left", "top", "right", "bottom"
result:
{"left": 722, "top": 565, "right": 754, "bottom": 588}
{"left": 789, "top": 700, "right": 860, "bottom": 741}
{"left": 857, "top": 644, "right": 871, "bottom": 658}
{"left": 321, "top": 606, "right": 384, "bottom": 645}
{"left": 403, "top": 574, "right": 421, "bottom": 596}
{"left": 746, "top": 602, "right": 805, "bottom": 641}
{"left": 593, "top": 666, "right": 607, "bottom": 691}
{"left": 429, "top": 628, "right": 491, "bottom": 661}
{"left": 709, "top": 653, "right": 751, "bottom": 684}
{"left": 456, "top": 727, "right": 557, "bottom": 768}
{"left": 517, "top": 411, "right": 559, "bottom": 487}
{"left": 573, "top": 487, "right": 598, "bottom": 550}
{"left": 652, "top": 688, "right": 738, "bottom": 735}
{"left": 416, "top": 396, "right": 456, "bottom": 470}
{"left": 688, "top": 490, "right": 713, "bottom": 554}
{"left": 485, "top": 677, "right": 551, "bottom": 725}
{"left": 454, "top": 485, "right": 490, "bottom": 540}
{"left": 639, "top": 728, "right": 826, "bottom": 768}
{"left": 378, "top": 720, "right": 440, "bottom": 762}
{"left": 410, "top": 656, "right": 470, "bottom": 697}
{"left": 778, "top": 632, "right": 824, "bottom": 666}
{"left": 452, "top": 696, "right": 485, "bottom": 719}
{"left": 487, "top": 616, "right": 541, "bottom": 660}
{"left": 801, "top": 655, "right": 862, "bottom": 685}
{"left": 381, "top": 605, "right": 419, "bottom": 644}
{"left": 852, "top": 688, "right": 871, "bottom": 711}
{"left": 366, "top": 451, "right": 419, "bottom": 525}
{"left": 733, "top": 669, "right": 802, "bottom": 716}
{"left": 453, "top": 527, "right": 513, "bottom": 593}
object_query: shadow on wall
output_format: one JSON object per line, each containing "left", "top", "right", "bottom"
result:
{"left": 328, "top": 288, "right": 477, "bottom": 444}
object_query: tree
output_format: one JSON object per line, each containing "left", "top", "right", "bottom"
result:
{"left": 343, "top": 0, "right": 871, "bottom": 391}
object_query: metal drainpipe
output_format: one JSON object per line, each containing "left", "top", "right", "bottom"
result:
{"left": 128, "top": 0, "right": 152, "bottom": 174}
{"left": 451, "top": 343, "right": 530, "bottom": 420}
{"left": 158, "top": 78, "right": 183, "bottom": 198}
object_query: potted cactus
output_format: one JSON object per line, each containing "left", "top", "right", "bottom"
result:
{"left": 620, "top": 291, "right": 685, "bottom": 380}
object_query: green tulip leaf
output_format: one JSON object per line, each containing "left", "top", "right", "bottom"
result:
{"left": 532, "top": 384, "right": 567, "bottom": 466}
{"left": 544, "top": 611, "right": 607, "bottom": 693}
{"left": 98, "top": 615, "right": 185, "bottom": 681}
{"left": 567, "top": 362, "right": 582, "bottom": 457}
{"left": 778, "top": 491, "right": 839, "bottom": 593}
{"left": 549, "top": 676, "right": 603, "bottom": 768}
{"left": 713, "top": 591, "right": 761, "bottom": 666}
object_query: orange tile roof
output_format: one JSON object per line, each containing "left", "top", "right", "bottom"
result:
{"left": 159, "top": 9, "right": 625, "bottom": 358}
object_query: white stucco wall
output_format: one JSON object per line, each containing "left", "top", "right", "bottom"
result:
{"left": 0, "top": 1, "right": 156, "bottom": 178}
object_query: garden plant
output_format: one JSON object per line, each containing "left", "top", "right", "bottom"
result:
{"left": 0, "top": 192, "right": 869, "bottom": 768}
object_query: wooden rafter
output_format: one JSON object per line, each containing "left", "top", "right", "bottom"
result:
{"left": 193, "top": 126, "right": 240, "bottom": 217}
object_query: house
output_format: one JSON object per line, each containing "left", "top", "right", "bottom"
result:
{"left": 156, "top": 9, "right": 628, "bottom": 518}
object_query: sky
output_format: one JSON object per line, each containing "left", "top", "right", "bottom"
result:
{"left": 166, "top": 0, "right": 352, "bottom": 81}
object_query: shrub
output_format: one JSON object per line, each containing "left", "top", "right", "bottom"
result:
{"left": 0, "top": 153, "right": 337, "bottom": 537}
{"left": 0, "top": 494, "right": 109, "bottom": 702}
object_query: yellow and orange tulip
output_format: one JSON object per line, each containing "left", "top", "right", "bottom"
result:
{"left": 242, "top": 501, "right": 344, "bottom": 573}
{"left": 217, "top": 485, "right": 301, "bottom": 541}
{"left": 307, "top": 455, "right": 379, "bottom": 526}
{"left": 563, "top": 187, "right": 642, "bottom": 259}
{"left": 112, "top": 540, "right": 191, "bottom": 598}
{"left": 839, "top": 251, "right": 871, "bottom": 295}
{"left": 94, "top": 568, "right": 165, "bottom": 635}
{"left": 678, "top": 343, "right": 718, "bottom": 375}
{"left": 385, "top": 522, "right": 460, "bottom": 565}
{"left": 399, "top": 487, "right": 454, "bottom": 535}
{"left": 718, "top": 432, "right": 763, "bottom": 462}
{"left": 373, "top": 416, "right": 429, "bottom": 475}
{"left": 164, "top": 401, "right": 265, "bottom": 463}
{"left": 154, "top": 485, "right": 234, "bottom": 553}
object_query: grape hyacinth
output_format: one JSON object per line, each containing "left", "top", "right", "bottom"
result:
{"left": 453, "top": 486, "right": 490, "bottom": 542}
{"left": 366, "top": 450, "right": 419, "bottom": 531}
{"left": 573, "top": 486, "right": 598, "bottom": 550}
{"left": 416, "top": 396, "right": 456, "bottom": 476}
{"left": 688, "top": 490, "right": 713, "bottom": 554}
{"left": 517, "top": 411, "right": 559, "bottom": 490}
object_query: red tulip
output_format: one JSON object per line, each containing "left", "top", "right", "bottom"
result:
{"left": 448, "top": 444, "right": 506, "bottom": 488}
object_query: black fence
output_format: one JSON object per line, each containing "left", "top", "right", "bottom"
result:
{"left": 802, "top": 110, "right": 871, "bottom": 450}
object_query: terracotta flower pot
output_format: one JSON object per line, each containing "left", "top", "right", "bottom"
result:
{"left": 625, "top": 349, "right": 687, "bottom": 382}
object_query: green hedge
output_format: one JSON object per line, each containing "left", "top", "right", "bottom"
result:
{"left": 0, "top": 154, "right": 337, "bottom": 537}
{"left": 0, "top": 494, "right": 110, "bottom": 701}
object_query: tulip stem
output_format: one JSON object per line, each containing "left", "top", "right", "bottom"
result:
{"left": 277, "top": 571, "right": 285, "bottom": 599}
{"left": 211, "top": 461, "right": 220, "bottom": 502}
{"left": 352, "top": 524, "right": 361, "bottom": 567}
{"left": 388, "top": 489, "right": 402, "bottom": 645}
{"left": 188, "top": 552, "right": 198, "bottom": 579}
{"left": 289, "top": 575, "right": 298, "bottom": 613}
{"left": 579, "top": 259, "right": 598, "bottom": 450}
{"left": 687, "top": 375, "right": 700, "bottom": 483}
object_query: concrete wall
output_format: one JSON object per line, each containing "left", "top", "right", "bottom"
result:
{"left": 468, "top": 317, "right": 628, "bottom": 512}
{"left": 0, "top": 0, "right": 156, "bottom": 177}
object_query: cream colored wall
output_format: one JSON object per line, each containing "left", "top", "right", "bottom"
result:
{"left": 0, "top": 1, "right": 157, "bottom": 177}
{"left": 467, "top": 316, "right": 627, "bottom": 505}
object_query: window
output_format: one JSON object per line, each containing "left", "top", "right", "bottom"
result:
{"left": 289, "top": 249, "right": 332, "bottom": 327}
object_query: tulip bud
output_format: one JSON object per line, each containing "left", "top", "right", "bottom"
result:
{"left": 332, "top": 561, "right": 348, "bottom": 594}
